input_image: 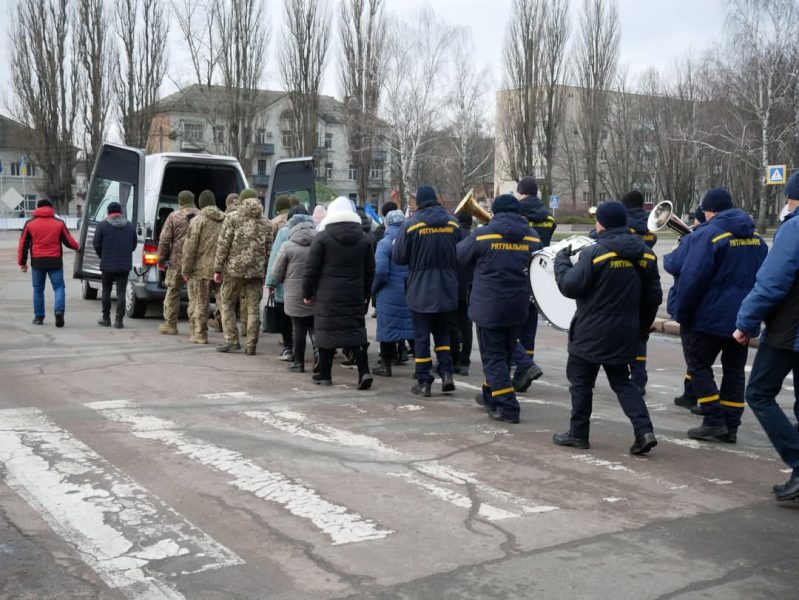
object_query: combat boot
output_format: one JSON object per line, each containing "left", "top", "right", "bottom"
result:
{"left": 411, "top": 382, "right": 432, "bottom": 397}
{"left": 98, "top": 316, "right": 111, "bottom": 327}
{"left": 244, "top": 347, "right": 257, "bottom": 356}
{"left": 113, "top": 318, "right": 124, "bottom": 329}
{"left": 441, "top": 371, "right": 455, "bottom": 392}
{"left": 630, "top": 432, "right": 658, "bottom": 455}
{"left": 216, "top": 342, "right": 241, "bottom": 353}
{"left": 552, "top": 432, "right": 590, "bottom": 449}
{"left": 159, "top": 323, "right": 178, "bottom": 335}
{"left": 373, "top": 360, "right": 392, "bottom": 377}
{"left": 687, "top": 424, "right": 728, "bottom": 442}
{"left": 194, "top": 336, "right": 208, "bottom": 345}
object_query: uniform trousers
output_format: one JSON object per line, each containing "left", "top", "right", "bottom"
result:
{"left": 411, "top": 310, "right": 453, "bottom": 384}
{"left": 220, "top": 277, "right": 263, "bottom": 350}
{"left": 478, "top": 325, "right": 522, "bottom": 418}
{"left": 746, "top": 344, "right": 799, "bottom": 474}
{"left": 630, "top": 340, "right": 648, "bottom": 392}
{"left": 189, "top": 278, "right": 214, "bottom": 340}
{"left": 679, "top": 327, "right": 697, "bottom": 403}
{"left": 512, "top": 302, "right": 538, "bottom": 370}
{"left": 567, "top": 354, "right": 654, "bottom": 440}
{"left": 100, "top": 270, "right": 128, "bottom": 322}
{"left": 686, "top": 331, "right": 747, "bottom": 432}
{"left": 163, "top": 265, "right": 193, "bottom": 327}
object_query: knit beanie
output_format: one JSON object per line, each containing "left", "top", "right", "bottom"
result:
{"left": 386, "top": 209, "right": 405, "bottom": 226}
{"left": 288, "top": 204, "right": 309, "bottom": 218}
{"left": 239, "top": 188, "right": 258, "bottom": 201}
{"left": 276, "top": 195, "right": 291, "bottom": 212}
{"left": 700, "top": 188, "right": 733, "bottom": 213}
{"left": 517, "top": 176, "right": 538, "bottom": 197}
{"left": 225, "top": 193, "right": 239, "bottom": 209}
{"left": 416, "top": 185, "right": 438, "bottom": 209}
{"left": 784, "top": 172, "right": 799, "bottom": 201}
{"left": 178, "top": 190, "right": 196, "bottom": 209}
{"left": 36, "top": 198, "right": 52, "bottom": 208}
{"left": 596, "top": 201, "right": 628, "bottom": 229}
{"left": 492, "top": 193, "right": 520, "bottom": 214}
{"left": 198, "top": 189, "right": 216, "bottom": 209}
{"left": 107, "top": 201, "right": 122, "bottom": 215}
{"left": 621, "top": 190, "right": 644, "bottom": 209}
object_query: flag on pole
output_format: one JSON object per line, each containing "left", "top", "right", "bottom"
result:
{"left": 364, "top": 203, "right": 382, "bottom": 227}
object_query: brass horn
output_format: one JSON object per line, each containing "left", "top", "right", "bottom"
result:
{"left": 455, "top": 188, "right": 491, "bottom": 223}
{"left": 647, "top": 200, "right": 692, "bottom": 237}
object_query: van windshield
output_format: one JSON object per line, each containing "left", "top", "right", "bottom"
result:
{"left": 86, "top": 178, "right": 134, "bottom": 221}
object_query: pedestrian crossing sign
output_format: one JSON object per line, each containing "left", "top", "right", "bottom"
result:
{"left": 767, "top": 165, "right": 787, "bottom": 185}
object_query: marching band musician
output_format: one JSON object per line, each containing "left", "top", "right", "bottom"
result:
{"left": 457, "top": 194, "right": 542, "bottom": 423}
{"left": 511, "top": 176, "right": 557, "bottom": 392}
{"left": 672, "top": 188, "right": 767, "bottom": 444}
{"left": 552, "top": 201, "right": 662, "bottom": 455}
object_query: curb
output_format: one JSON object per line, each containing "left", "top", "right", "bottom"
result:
{"left": 651, "top": 318, "right": 759, "bottom": 348}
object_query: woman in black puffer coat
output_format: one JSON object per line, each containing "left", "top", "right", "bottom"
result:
{"left": 302, "top": 197, "right": 375, "bottom": 389}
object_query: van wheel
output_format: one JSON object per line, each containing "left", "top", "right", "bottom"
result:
{"left": 125, "top": 284, "right": 147, "bottom": 318}
{"left": 82, "top": 280, "right": 98, "bottom": 300}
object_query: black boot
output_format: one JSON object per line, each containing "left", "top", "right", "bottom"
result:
{"left": 288, "top": 362, "right": 304, "bottom": 373}
{"left": 441, "top": 371, "right": 455, "bottom": 392}
{"left": 630, "top": 432, "right": 658, "bottom": 455}
{"left": 774, "top": 474, "right": 799, "bottom": 501}
{"left": 687, "top": 424, "right": 729, "bottom": 442}
{"left": 374, "top": 360, "right": 392, "bottom": 377}
{"left": 673, "top": 395, "right": 696, "bottom": 409}
{"left": 98, "top": 316, "right": 111, "bottom": 327}
{"left": 552, "top": 432, "right": 590, "bottom": 449}
{"left": 411, "top": 382, "right": 432, "bottom": 397}
{"left": 114, "top": 317, "right": 124, "bottom": 329}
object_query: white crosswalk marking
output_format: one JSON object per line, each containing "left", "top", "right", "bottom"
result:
{"left": 0, "top": 408, "right": 243, "bottom": 600}
{"left": 243, "top": 407, "right": 559, "bottom": 519}
{"left": 87, "top": 401, "right": 393, "bottom": 545}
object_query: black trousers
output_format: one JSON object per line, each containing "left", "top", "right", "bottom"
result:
{"left": 277, "top": 302, "right": 293, "bottom": 350}
{"left": 318, "top": 346, "right": 369, "bottom": 381}
{"left": 411, "top": 310, "right": 453, "bottom": 384}
{"left": 567, "top": 353, "right": 653, "bottom": 439}
{"left": 101, "top": 270, "right": 128, "bottom": 321}
{"left": 477, "top": 325, "right": 521, "bottom": 417}
{"left": 291, "top": 315, "right": 315, "bottom": 365}
{"left": 679, "top": 327, "right": 696, "bottom": 403}
{"left": 686, "top": 331, "right": 748, "bottom": 431}
{"left": 380, "top": 342, "right": 396, "bottom": 364}
{"left": 455, "top": 300, "right": 473, "bottom": 367}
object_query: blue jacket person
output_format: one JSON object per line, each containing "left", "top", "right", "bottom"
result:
{"left": 457, "top": 194, "right": 542, "bottom": 423}
{"left": 552, "top": 201, "right": 663, "bottom": 455}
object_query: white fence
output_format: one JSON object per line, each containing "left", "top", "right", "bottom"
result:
{"left": 0, "top": 217, "right": 80, "bottom": 231}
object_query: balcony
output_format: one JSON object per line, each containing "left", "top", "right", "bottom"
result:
{"left": 254, "top": 143, "right": 275, "bottom": 155}
{"left": 252, "top": 174, "right": 270, "bottom": 187}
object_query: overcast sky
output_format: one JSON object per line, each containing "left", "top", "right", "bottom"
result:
{"left": 0, "top": 0, "right": 726, "bottom": 116}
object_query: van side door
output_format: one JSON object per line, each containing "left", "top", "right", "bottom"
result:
{"left": 266, "top": 157, "right": 316, "bottom": 219}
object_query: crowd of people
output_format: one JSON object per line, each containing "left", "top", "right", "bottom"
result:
{"left": 16, "top": 172, "right": 799, "bottom": 502}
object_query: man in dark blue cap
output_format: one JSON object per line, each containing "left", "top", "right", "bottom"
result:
{"left": 457, "top": 194, "right": 542, "bottom": 423}
{"left": 673, "top": 188, "right": 767, "bottom": 443}
{"left": 736, "top": 172, "right": 799, "bottom": 500}
{"left": 553, "top": 201, "right": 662, "bottom": 455}
{"left": 393, "top": 185, "right": 462, "bottom": 397}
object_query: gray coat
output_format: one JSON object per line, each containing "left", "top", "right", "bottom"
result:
{"left": 273, "top": 219, "right": 316, "bottom": 317}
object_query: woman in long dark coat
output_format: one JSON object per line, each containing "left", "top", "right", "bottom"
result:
{"left": 302, "top": 197, "right": 375, "bottom": 389}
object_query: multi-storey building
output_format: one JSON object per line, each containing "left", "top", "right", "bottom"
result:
{"left": 146, "top": 84, "right": 390, "bottom": 205}
{"left": 0, "top": 115, "right": 49, "bottom": 217}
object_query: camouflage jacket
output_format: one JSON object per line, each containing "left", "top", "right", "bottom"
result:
{"left": 214, "top": 198, "right": 273, "bottom": 278}
{"left": 157, "top": 206, "right": 199, "bottom": 268}
{"left": 182, "top": 205, "right": 225, "bottom": 279}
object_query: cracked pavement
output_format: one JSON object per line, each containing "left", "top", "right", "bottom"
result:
{"left": 0, "top": 232, "right": 798, "bottom": 599}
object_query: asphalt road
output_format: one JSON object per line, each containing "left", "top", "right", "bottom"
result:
{"left": 0, "top": 232, "right": 797, "bottom": 600}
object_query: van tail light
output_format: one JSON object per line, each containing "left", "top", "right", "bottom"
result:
{"left": 142, "top": 241, "right": 159, "bottom": 266}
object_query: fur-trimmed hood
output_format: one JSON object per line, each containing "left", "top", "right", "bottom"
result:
{"left": 317, "top": 196, "right": 361, "bottom": 231}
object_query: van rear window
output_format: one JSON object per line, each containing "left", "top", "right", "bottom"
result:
{"left": 161, "top": 163, "right": 245, "bottom": 210}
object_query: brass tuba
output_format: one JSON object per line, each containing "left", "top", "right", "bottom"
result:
{"left": 455, "top": 188, "right": 491, "bottom": 223}
{"left": 648, "top": 200, "right": 692, "bottom": 237}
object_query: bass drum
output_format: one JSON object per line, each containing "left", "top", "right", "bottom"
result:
{"left": 530, "top": 235, "right": 595, "bottom": 331}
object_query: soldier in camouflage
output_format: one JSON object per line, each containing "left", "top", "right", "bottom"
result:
{"left": 214, "top": 188, "right": 273, "bottom": 355}
{"left": 210, "top": 193, "right": 240, "bottom": 332}
{"left": 182, "top": 189, "right": 225, "bottom": 344}
{"left": 157, "top": 190, "right": 199, "bottom": 335}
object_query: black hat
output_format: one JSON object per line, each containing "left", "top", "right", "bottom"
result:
{"left": 621, "top": 190, "right": 644, "bottom": 209}
{"left": 694, "top": 206, "right": 706, "bottom": 223}
{"left": 700, "top": 188, "right": 733, "bottom": 213}
{"left": 491, "top": 193, "right": 521, "bottom": 214}
{"left": 457, "top": 212, "right": 473, "bottom": 228}
{"left": 36, "top": 198, "right": 52, "bottom": 208}
{"left": 517, "top": 176, "right": 538, "bottom": 197}
{"left": 596, "top": 201, "right": 628, "bottom": 229}
{"left": 784, "top": 172, "right": 799, "bottom": 201}
{"left": 381, "top": 201, "right": 398, "bottom": 217}
{"left": 416, "top": 185, "right": 438, "bottom": 209}
{"left": 107, "top": 201, "right": 123, "bottom": 214}
{"left": 288, "top": 204, "right": 309, "bottom": 218}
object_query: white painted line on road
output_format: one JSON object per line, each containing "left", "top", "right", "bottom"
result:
{"left": 243, "top": 408, "right": 559, "bottom": 519}
{"left": 703, "top": 478, "right": 732, "bottom": 485}
{"left": 87, "top": 401, "right": 392, "bottom": 546}
{"left": 658, "top": 435, "right": 773, "bottom": 462}
{"left": 397, "top": 405, "right": 425, "bottom": 411}
{"left": 0, "top": 408, "right": 243, "bottom": 600}
{"left": 570, "top": 453, "right": 687, "bottom": 490}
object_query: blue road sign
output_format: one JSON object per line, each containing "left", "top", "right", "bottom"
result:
{"left": 549, "top": 195, "right": 560, "bottom": 209}
{"left": 767, "top": 165, "right": 786, "bottom": 185}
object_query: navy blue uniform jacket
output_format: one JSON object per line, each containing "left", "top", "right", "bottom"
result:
{"left": 456, "top": 212, "right": 542, "bottom": 328}
{"left": 519, "top": 196, "right": 556, "bottom": 247}
{"left": 92, "top": 214, "right": 138, "bottom": 272}
{"left": 393, "top": 204, "right": 461, "bottom": 313}
{"left": 554, "top": 228, "right": 662, "bottom": 364}
{"left": 627, "top": 207, "right": 657, "bottom": 248}
{"left": 672, "top": 209, "right": 767, "bottom": 337}
{"left": 737, "top": 208, "right": 799, "bottom": 351}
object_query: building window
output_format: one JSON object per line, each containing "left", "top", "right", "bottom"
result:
{"left": 183, "top": 122, "right": 204, "bottom": 141}
{"left": 213, "top": 126, "right": 224, "bottom": 144}
{"left": 325, "top": 162, "right": 333, "bottom": 179}
{"left": 257, "top": 128, "right": 266, "bottom": 144}
{"left": 26, "top": 163, "right": 36, "bottom": 177}
{"left": 282, "top": 130, "right": 294, "bottom": 148}
{"left": 324, "top": 132, "right": 332, "bottom": 149}
{"left": 348, "top": 164, "right": 357, "bottom": 180}
{"left": 10, "top": 162, "right": 20, "bottom": 176}
{"left": 257, "top": 159, "right": 267, "bottom": 176}
{"left": 369, "top": 165, "right": 383, "bottom": 180}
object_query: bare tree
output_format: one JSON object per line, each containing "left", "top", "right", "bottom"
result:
{"left": 383, "top": 6, "right": 455, "bottom": 203}
{"left": 575, "top": 0, "right": 619, "bottom": 205}
{"left": 10, "top": 0, "right": 80, "bottom": 214}
{"left": 173, "top": 0, "right": 220, "bottom": 88}
{"left": 114, "top": 0, "right": 169, "bottom": 148}
{"left": 280, "top": 0, "right": 331, "bottom": 156}
{"left": 600, "top": 71, "right": 644, "bottom": 201}
{"left": 339, "top": 0, "right": 386, "bottom": 204}
{"left": 76, "top": 0, "right": 113, "bottom": 170}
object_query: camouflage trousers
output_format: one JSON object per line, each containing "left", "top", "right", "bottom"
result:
{"left": 189, "top": 278, "right": 214, "bottom": 340}
{"left": 164, "top": 265, "right": 194, "bottom": 327}
{"left": 220, "top": 277, "right": 263, "bottom": 350}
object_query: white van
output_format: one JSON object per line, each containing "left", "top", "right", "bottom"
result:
{"left": 74, "top": 142, "right": 316, "bottom": 317}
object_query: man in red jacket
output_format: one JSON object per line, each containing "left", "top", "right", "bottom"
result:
{"left": 17, "top": 199, "right": 80, "bottom": 326}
